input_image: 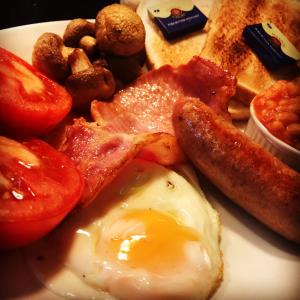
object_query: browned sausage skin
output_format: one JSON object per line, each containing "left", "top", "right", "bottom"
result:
{"left": 173, "top": 99, "right": 300, "bottom": 244}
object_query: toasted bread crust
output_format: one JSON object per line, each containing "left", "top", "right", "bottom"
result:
{"left": 201, "top": 0, "right": 300, "bottom": 103}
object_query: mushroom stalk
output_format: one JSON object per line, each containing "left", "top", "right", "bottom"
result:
{"left": 62, "top": 46, "right": 75, "bottom": 61}
{"left": 65, "top": 49, "right": 116, "bottom": 111}
{"left": 79, "top": 36, "right": 97, "bottom": 57}
{"left": 68, "top": 48, "right": 92, "bottom": 73}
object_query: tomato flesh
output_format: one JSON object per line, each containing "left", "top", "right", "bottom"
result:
{"left": 0, "top": 47, "right": 72, "bottom": 136}
{"left": 0, "top": 136, "right": 84, "bottom": 250}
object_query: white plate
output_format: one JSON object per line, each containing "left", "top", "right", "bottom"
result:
{"left": 0, "top": 21, "right": 299, "bottom": 300}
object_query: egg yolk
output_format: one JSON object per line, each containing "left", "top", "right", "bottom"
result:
{"left": 104, "top": 209, "right": 199, "bottom": 274}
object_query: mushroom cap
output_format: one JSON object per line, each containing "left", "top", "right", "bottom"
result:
{"left": 95, "top": 4, "right": 145, "bottom": 56}
{"left": 65, "top": 66, "right": 116, "bottom": 111}
{"left": 32, "top": 33, "right": 69, "bottom": 82}
{"left": 63, "top": 18, "right": 95, "bottom": 47}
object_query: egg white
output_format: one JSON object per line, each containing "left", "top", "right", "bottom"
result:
{"left": 25, "top": 159, "right": 222, "bottom": 300}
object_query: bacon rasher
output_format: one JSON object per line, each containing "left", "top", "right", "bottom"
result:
{"left": 59, "top": 119, "right": 185, "bottom": 205}
{"left": 60, "top": 57, "right": 236, "bottom": 205}
{"left": 91, "top": 57, "right": 236, "bottom": 134}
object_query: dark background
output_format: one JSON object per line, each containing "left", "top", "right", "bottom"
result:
{"left": 0, "top": 0, "right": 119, "bottom": 29}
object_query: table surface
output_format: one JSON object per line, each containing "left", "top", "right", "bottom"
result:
{"left": 1, "top": 0, "right": 118, "bottom": 30}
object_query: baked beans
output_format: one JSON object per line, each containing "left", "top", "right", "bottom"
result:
{"left": 252, "top": 79, "right": 300, "bottom": 150}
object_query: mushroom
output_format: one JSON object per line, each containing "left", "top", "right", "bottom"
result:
{"left": 65, "top": 48, "right": 116, "bottom": 111}
{"left": 92, "top": 57, "right": 109, "bottom": 69}
{"left": 95, "top": 4, "right": 145, "bottom": 56}
{"left": 79, "top": 35, "right": 98, "bottom": 57}
{"left": 63, "top": 19, "right": 97, "bottom": 57}
{"left": 63, "top": 18, "right": 95, "bottom": 47}
{"left": 106, "top": 50, "right": 146, "bottom": 83}
{"left": 32, "top": 33, "right": 74, "bottom": 82}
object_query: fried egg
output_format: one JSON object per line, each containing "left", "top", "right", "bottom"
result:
{"left": 25, "top": 159, "right": 222, "bottom": 300}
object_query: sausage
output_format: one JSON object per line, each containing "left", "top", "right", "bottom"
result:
{"left": 173, "top": 99, "right": 300, "bottom": 244}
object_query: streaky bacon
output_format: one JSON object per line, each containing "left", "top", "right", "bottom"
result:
{"left": 91, "top": 56, "right": 236, "bottom": 134}
{"left": 60, "top": 57, "right": 236, "bottom": 205}
{"left": 59, "top": 118, "right": 184, "bottom": 205}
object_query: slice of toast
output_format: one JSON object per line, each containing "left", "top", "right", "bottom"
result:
{"left": 201, "top": 0, "right": 300, "bottom": 104}
{"left": 137, "top": 0, "right": 213, "bottom": 69}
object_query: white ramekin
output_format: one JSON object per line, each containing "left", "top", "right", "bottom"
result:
{"left": 245, "top": 101, "right": 300, "bottom": 172}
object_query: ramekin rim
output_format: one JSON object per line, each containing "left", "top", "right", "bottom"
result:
{"left": 249, "top": 100, "right": 300, "bottom": 156}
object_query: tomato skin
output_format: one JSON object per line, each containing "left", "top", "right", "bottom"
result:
{"left": 0, "top": 136, "right": 84, "bottom": 250}
{"left": 0, "top": 47, "right": 72, "bottom": 136}
{"left": 0, "top": 215, "right": 67, "bottom": 251}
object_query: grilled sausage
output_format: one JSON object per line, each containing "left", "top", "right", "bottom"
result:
{"left": 173, "top": 99, "right": 300, "bottom": 244}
